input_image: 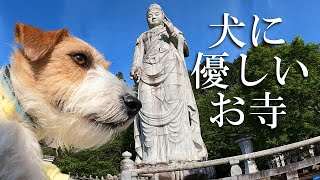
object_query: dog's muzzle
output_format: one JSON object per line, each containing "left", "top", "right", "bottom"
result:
{"left": 123, "top": 94, "right": 142, "bottom": 118}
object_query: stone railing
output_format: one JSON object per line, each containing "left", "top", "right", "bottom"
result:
{"left": 120, "top": 136, "right": 320, "bottom": 180}
{"left": 70, "top": 174, "right": 119, "bottom": 180}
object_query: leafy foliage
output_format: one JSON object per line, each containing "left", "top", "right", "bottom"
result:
{"left": 42, "top": 124, "right": 135, "bottom": 176}
{"left": 234, "top": 37, "right": 320, "bottom": 149}
{"left": 193, "top": 37, "right": 320, "bottom": 176}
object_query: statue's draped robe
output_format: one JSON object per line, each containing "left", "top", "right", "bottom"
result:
{"left": 133, "top": 25, "right": 208, "bottom": 162}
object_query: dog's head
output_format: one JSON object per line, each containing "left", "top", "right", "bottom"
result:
{"left": 10, "top": 23, "right": 141, "bottom": 150}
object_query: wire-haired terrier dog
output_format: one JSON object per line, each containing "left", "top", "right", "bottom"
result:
{"left": 0, "top": 23, "right": 141, "bottom": 179}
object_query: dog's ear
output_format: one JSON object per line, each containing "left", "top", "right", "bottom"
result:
{"left": 15, "top": 23, "right": 69, "bottom": 61}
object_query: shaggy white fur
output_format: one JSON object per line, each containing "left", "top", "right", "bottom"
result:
{"left": 11, "top": 65, "right": 133, "bottom": 150}
{"left": 0, "top": 122, "right": 44, "bottom": 179}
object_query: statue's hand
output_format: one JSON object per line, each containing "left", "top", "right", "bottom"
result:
{"left": 162, "top": 15, "right": 172, "bottom": 27}
{"left": 130, "top": 67, "right": 141, "bottom": 82}
{"left": 163, "top": 15, "right": 175, "bottom": 35}
{"left": 170, "top": 32, "right": 178, "bottom": 38}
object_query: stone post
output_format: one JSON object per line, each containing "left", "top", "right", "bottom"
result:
{"left": 150, "top": 161, "right": 158, "bottom": 180}
{"left": 120, "top": 151, "right": 137, "bottom": 180}
{"left": 235, "top": 134, "right": 259, "bottom": 174}
{"left": 309, "top": 145, "right": 320, "bottom": 170}
{"left": 230, "top": 160, "right": 242, "bottom": 176}
{"left": 273, "top": 155, "right": 281, "bottom": 167}
{"left": 279, "top": 153, "right": 285, "bottom": 166}
{"left": 309, "top": 145, "right": 315, "bottom": 157}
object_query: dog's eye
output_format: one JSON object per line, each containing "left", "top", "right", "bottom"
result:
{"left": 71, "top": 53, "right": 88, "bottom": 66}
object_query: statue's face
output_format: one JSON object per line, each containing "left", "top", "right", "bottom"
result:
{"left": 147, "top": 9, "right": 164, "bottom": 28}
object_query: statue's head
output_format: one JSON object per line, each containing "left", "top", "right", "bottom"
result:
{"left": 146, "top": 3, "right": 164, "bottom": 29}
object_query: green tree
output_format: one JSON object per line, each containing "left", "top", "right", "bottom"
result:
{"left": 233, "top": 37, "right": 320, "bottom": 149}
{"left": 193, "top": 37, "right": 320, "bottom": 177}
{"left": 43, "top": 124, "right": 135, "bottom": 176}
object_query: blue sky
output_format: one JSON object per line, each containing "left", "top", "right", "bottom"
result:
{"left": 0, "top": 0, "right": 319, "bottom": 87}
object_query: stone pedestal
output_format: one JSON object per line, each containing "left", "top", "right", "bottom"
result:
{"left": 120, "top": 151, "right": 137, "bottom": 180}
{"left": 235, "top": 134, "right": 259, "bottom": 174}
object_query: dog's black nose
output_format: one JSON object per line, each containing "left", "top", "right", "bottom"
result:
{"left": 123, "top": 94, "right": 142, "bottom": 117}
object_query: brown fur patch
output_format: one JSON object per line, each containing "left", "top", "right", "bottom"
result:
{"left": 12, "top": 23, "right": 111, "bottom": 108}
{"left": 15, "top": 23, "right": 69, "bottom": 61}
